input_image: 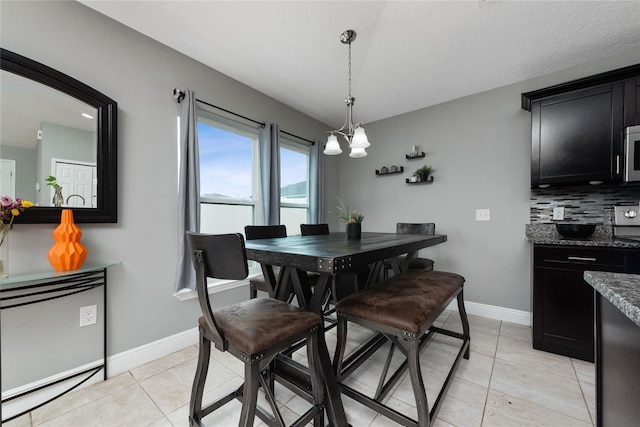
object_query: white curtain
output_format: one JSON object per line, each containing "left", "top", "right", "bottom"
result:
{"left": 174, "top": 89, "right": 200, "bottom": 292}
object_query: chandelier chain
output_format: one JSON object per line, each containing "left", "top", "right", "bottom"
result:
{"left": 348, "top": 41, "right": 352, "bottom": 98}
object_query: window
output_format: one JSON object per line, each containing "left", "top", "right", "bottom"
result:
{"left": 280, "top": 138, "right": 310, "bottom": 233}
{"left": 197, "top": 113, "right": 258, "bottom": 236}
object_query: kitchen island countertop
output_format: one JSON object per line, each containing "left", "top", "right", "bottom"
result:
{"left": 584, "top": 271, "right": 640, "bottom": 328}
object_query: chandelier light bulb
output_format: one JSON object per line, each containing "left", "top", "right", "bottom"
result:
{"left": 349, "top": 146, "right": 367, "bottom": 158}
{"left": 350, "top": 127, "right": 370, "bottom": 149}
{"left": 324, "top": 134, "right": 342, "bottom": 155}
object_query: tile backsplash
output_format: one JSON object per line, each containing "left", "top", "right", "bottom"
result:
{"left": 530, "top": 185, "right": 640, "bottom": 224}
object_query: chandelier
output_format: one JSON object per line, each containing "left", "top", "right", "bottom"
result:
{"left": 324, "top": 29, "right": 371, "bottom": 158}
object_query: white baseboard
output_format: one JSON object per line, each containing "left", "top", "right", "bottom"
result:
{"left": 2, "top": 327, "right": 199, "bottom": 421}
{"left": 447, "top": 300, "right": 532, "bottom": 326}
{"left": 108, "top": 327, "right": 199, "bottom": 377}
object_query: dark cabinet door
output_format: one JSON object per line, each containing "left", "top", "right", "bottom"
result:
{"left": 533, "top": 266, "right": 595, "bottom": 361}
{"left": 531, "top": 83, "right": 624, "bottom": 187}
{"left": 624, "top": 77, "right": 640, "bottom": 127}
{"left": 532, "top": 245, "right": 637, "bottom": 362}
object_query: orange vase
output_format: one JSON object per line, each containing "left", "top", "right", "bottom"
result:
{"left": 48, "top": 209, "right": 88, "bottom": 271}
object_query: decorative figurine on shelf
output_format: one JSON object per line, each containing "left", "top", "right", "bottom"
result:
{"left": 410, "top": 145, "right": 419, "bottom": 158}
{"left": 46, "top": 175, "right": 63, "bottom": 207}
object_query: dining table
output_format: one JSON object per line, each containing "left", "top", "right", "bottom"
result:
{"left": 244, "top": 231, "right": 448, "bottom": 426}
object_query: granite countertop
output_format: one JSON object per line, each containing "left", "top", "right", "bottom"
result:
{"left": 526, "top": 223, "right": 640, "bottom": 248}
{"left": 583, "top": 271, "right": 640, "bottom": 328}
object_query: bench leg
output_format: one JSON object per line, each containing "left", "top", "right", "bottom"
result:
{"left": 407, "top": 338, "right": 430, "bottom": 426}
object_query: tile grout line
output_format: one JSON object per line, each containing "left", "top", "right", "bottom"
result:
{"left": 478, "top": 321, "right": 501, "bottom": 426}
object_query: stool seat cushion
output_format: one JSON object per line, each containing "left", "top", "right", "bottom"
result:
{"left": 199, "top": 298, "right": 321, "bottom": 355}
{"left": 336, "top": 270, "right": 464, "bottom": 334}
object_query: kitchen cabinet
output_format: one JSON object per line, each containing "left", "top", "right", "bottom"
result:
{"left": 530, "top": 83, "right": 624, "bottom": 187}
{"left": 624, "top": 76, "right": 640, "bottom": 127}
{"left": 523, "top": 64, "right": 640, "bottom": 188}
{"left": 595, "top": 292, "right": 640, "bottom": 427}
{"left": 533, "top": 245, "right": 638, "bottom": 362}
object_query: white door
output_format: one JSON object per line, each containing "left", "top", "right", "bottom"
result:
{"left": 53, "top": 159, "right": 96, "bottom": 207}
{"left": 0, "top": 159, "right": 16, "bottom": 199}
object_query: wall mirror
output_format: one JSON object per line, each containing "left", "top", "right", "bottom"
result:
{"left": 0, "top": 48, "right": 117, "bottom": 223}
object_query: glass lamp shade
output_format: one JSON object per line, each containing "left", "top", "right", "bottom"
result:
{"left": 323, "top": 134, "right": 342, "bottom": 155}
{"left": 350, "top": 126, "right": 371, "bottom": 149}
{"left": 349, "top": 146, "right": 367, "bottom": 158}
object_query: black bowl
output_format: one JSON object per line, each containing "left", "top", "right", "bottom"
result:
{"left": 555, "top": 223, "right": 596, "bottom": 239}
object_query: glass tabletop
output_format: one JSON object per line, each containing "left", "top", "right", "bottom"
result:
{"left": 0, "top": 262, "right": 120, "bottom": 286}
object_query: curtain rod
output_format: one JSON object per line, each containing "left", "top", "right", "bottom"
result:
{"left": 173, "top": 88, "right": 315, "bottom": 145}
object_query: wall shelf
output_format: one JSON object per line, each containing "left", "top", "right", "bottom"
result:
{"left": 376, "top": 166, "right": 404, "bottom": 176}
{"left": 406, "top": 176, "right": 434, "bottom": 184}
{"left": 406, "top": 152, "right": 426, "bottom": 160}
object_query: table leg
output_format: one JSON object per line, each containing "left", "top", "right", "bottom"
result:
{"left": 317, "top": 321, "right": 351, "bottom": 427}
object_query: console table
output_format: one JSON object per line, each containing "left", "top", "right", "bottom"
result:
{"left": 0, "top": 263, "right": 118, "bottom": 423}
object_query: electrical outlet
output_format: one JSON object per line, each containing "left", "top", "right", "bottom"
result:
{"left": 80, "top": 305, "right": 97, "bottom": 327}
{"left": 476, "top": 209, "right": 491, "bottom": 221}
{"left": 553, "top": 207, "right": 565, "bottom": 220}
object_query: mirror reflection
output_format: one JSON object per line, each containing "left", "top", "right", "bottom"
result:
{"left": 1, "top": 70, "right": 98, "bottom": 208}
{"left": 0, "top": 48, "right": 117, "bottom": 223}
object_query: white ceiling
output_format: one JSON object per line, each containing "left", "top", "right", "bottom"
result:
{"left": 80, "top": 1, "right": 640, "bottom": 128}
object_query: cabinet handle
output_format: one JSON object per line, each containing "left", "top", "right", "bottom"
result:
{"left": 616, "top": 155, "right": 620, "bottom": 175}
{"left": 567, "top": 256, "right": 597, "bottom": 262}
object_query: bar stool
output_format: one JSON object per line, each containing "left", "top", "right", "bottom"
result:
{"left": 384, "top": 223, "right": 436, "bottom": 279}
{"left": 245, "top": 225, "right": 287, "bottom": 299}
{"left": 333, "top": 269, "right": 470, "bottom": 427}
{"left": 186, "top": 232, "right": 327, "bottom": 426}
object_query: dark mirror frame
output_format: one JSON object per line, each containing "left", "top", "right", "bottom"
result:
{"left": 1, "top": 48, "right": 117, "bottom": 223}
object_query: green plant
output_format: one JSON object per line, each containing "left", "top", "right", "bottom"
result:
{"left": 335, "top": 197, "right": 364, "bottom": 224}
{"left": 46, "top": 175, "right": 62, "bottom": 191}
{"left": 414, "top": 165, "right": 433, "bottom": 177}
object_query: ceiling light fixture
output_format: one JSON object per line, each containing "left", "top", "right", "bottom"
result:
{"left": 324, "top": 29, "right": 370, "bottom": 158}
{"left": 81, "top": 113, "right": 94, "bottom": 119}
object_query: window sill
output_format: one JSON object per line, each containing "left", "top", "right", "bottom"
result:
{"left": 174, "top": 275, "right": 257, "bottom": 301}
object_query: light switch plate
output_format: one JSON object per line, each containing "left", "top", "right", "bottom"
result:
{"left": 476, "top": 209, "right": 490, "bottom": 221}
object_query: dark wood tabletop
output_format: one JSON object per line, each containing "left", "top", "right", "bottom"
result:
{"left": 245, "top": 232, "right": 447, "bottom": 274}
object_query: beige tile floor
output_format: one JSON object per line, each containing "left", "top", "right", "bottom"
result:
{"left": 5, "top": 311, "right": 595, "bottom": 426}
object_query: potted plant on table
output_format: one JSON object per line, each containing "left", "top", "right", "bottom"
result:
{"left": 335, "top": 197, "right": 365, "bottom": 240}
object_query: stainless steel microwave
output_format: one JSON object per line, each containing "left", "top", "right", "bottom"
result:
{"left": 624, "top": 125, "right": 640, "bottom": 182}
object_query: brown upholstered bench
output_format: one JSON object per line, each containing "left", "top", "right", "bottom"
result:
{"left": 333, "top": 269, "right": 470, "bottom": 427}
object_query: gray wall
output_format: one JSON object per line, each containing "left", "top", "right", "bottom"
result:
{"left": 336, "top": 49, "right": 640, "bottom": 312}
{"left": 0, "top": 145, "right": 36, "bottom": 201}
{"left": 0, "top": 0, "right": 339, "bottom": 390}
